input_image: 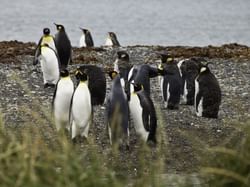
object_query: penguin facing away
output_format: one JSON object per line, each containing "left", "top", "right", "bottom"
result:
{"left": 105, "top": 32, "right": 120, "bottom": 47}
{"left": 159, "top": 55, "right": 182, "bottom": 109}
{"left": 195, "top": 64, "right": 221, "bottom": 118}
{"left": 52, "top": 69, "right": 74, "bottom": 132}
{"left": 105, "top": 71, "right": 129, "bottom": 148}
{"left": 79, "top": 28, "right": 94, "bottom": 47}
{"left": 177, "top": 58, "right": 202, "bottom": 105}
{"left": 70, "top": 69, "right": 92, "bottom": 141}
{"left": 38, "top": 44, "right": 60, "bottom": 87}
{"left": 34, "top": 28, "right": 56, "bottom": 65}
{"left": 129, "top": 82, "right": 157, "bottom": 145}
{"left": 54, "top": 23, "right": 72, "bottom": 69}
{"left": 76, "top": 65, "right": 106, "bottom": 105}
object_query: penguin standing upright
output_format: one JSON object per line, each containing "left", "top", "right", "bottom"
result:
{"left": 128, "top": 64, "right": 159, "bottom": 96}
{"left": 70, "top": 69, "right": 92, "bottom": 141}
{"left": 113, "top": 51, "right": 132, "bottom": 96}
{"left": 54, "top": 23, "right": 72, "bottom": 69}
{"left": 177, "top": 58, "right": 202, "bottom": 105}
{"left": 159, "top": 54, "right": 182, "bottom": 109}
{"left": 53, "top": 69, "right": 74, "bottom": 131}
{"left": 105, "top": 32, "right": 120, "bottom": 47}
{"left": 79, "top": 28, "right": 94, "bottom": 47}
{"left": 195, "top": 64, "right": 221, "bottom": 118}
{"left": 105, "top": 71, "right": 129, "bottom": 148}
{"left": 38, "top": 44, "right": 60, "bottom": 87}
{"left": 33, "top": 28, "right": 56, "bottom": 65}
{"left": 129, "top": 82, "right": 157, "bottom": 145}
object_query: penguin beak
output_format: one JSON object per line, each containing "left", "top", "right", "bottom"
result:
{"left": 54, "top": 23, "right": 58, "bottom": 26}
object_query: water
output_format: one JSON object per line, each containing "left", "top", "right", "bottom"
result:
{"left": 0, "top": 0, "right": 249, "bottom": 47}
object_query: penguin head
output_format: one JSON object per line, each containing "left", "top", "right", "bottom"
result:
{"left": 75, "top": 68, "right": 88, "bottom": 82}
{"left": 43, "top": 28, "right": 50, "bottom": 36}
{"left": 199, "top": 62, "right": 211, "bottom": 74}
{"left": 117, "top": 51, "right": 129, "bottom": 62}
{"left": 132, "top": 82, "right": 143, "bottom": 92}
{"left": 80, "top": 27, "right": 89, "bottom": 34}
{"left": 108, "top": 32, "right": 116, "bottom": 38}
{"left": 60, "top": 69, "right": 70, "bottom": 78}
{"left": 54, "top": 23, "right": 65, "bottom": 31}
{"left": 158, "top": 52, "right": 174, "bottom": 64}
{"left": 108, "top": 70, "right": 118, "bottom": 80}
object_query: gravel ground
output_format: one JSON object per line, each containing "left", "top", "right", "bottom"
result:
{"left": 0, "top": 41, "right": 250, "bottom": 179}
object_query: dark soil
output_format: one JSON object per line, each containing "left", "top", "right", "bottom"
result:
{"left": 0, "top": 41, "right": 249, "bottom": 176}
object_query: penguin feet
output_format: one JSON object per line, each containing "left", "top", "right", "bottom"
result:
{"left": 44, "top": 83, "right": 56, "bottom": 88}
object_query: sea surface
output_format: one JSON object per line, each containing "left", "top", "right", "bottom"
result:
{"left": 0, "top": 0, "right": 249, "bottom": 47}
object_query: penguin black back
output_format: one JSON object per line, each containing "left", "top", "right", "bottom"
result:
{"left": 195, "top": 64, "right": 221, "bottom": 118}
{"left": 54, "top": 23, "right": 72, "bottom": 69}
{"left": 109, "top": 32, "right": 120, "bottom": 47}
{"left": 80, "top": 28, "right": 94, "bottom": 47}
{"left": 75, "top": 65, "right": 106, "bottom": 105}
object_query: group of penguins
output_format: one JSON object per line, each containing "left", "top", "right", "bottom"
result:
{"left": 33, "top": 23, "right": 222, "bottom": 148}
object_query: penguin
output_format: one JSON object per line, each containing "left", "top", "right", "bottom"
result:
{"left": 195, "top": 63, "right": 221, "bottom": 118}
{"left": 158, "top": 54, "right": 182, "bottom": 109}
{"left": 105, "top": 71, "right": 129, "bottom": 148}
{"left": 177, "top": 58, "right": 202, "bottom": 105}
{"left": 79, "top": 28, "right": 94, "bottom": 47}
{"left": 76, "top": 65, "right": 106, "bottom": 105}
{"left": 37, "top": 44, "right": 60, "bottom": 88}
{"left": 54, "top": 23, "right": 72, "bottom": 69}
{"left": 128, "top": 64, "right": 159, "bottom": 96}
{"left": 113, "top": 51, "right": 132, "bottom": 97}
{"left": 52, "top": 69, "right": 74, "bottom": 132}
{"left": 33, "top": 28, "right": 56, "bottom": 65}
{"left": 70, "top": 69, "right": 92, "bottom": 141}
{"left": 105, "top": 32, "right": 120, "bottom": 47}
{"left": 129, "top": 82, "right": 157, "bottom": 145}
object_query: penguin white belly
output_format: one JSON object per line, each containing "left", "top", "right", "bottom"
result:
{"left": 40, "top": 48, "right": 59, "bottom": 84}
{"left": 183, "top": 80, "right": 188, "bottom": 104}
{"left": 164, "top": 83, "right": 170, "bottom": 108}
{"left": 71, "top": 83, "right": 92, "bottom": 139}
{"left": 194, "top": 78, "right": 199, "bottom": 109}
{"left": 105, "top": 37, "right": 113, "bottom": 46}
{"left": 79, "top": 34, "right": 86, "bottom": 47}
{"left": 197, "top": 97, "right": 203, "bottom": 117}
{"left": 159, "top": 76, "right": 164, "bottom": 100}
{"left": 128, "top": 66, "right": 134, "bottom": 81}
{"left": 54, "top": 79, "right": 74, "bottom": 130}
{"left": 129, "top": 94, "right": 149, "bottom": 142}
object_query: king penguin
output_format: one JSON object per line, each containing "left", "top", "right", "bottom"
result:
{"left": 52, "top": 69, "right": 74, "bottom": 132}
{"left": 177, "top": 58, "right": 202, "bottom": 105}
{"left": 105, "top": 32, "right": 120, "bottom": 47}
{"left": 105, "top": 71, "right": 129, "bottom": 148}
{"left": 128, "top": 64, "right": 159, "bottom": 96}
{"left": 158, "top": 54, "right": 182, "bottom": 109}
{"left": 195, "top": 63, "right": 221, "bottom": 118}
{"left": 54, "top": 23, "right": 72, "bottom": 69}
{"left": 79, "top": 28, "right": 94, "bottom": 47}
{"left": 70, "top": 69, "right": 92, "bottom": 141}
{"left": 38, "top": 44, "right": 60, "bottom": 88}
{"left": 129, "top": 82, "right": 157, "bottom": 145}
{"left": 33, "top": 28, "right": 56, "bottom": 65}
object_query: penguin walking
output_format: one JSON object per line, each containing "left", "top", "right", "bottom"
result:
{"left": 38, "top": 44, "right": 60, "bottom": 87}
{"left": 105, "top": 71, "right": 129, "bottom": 148}
{"left": 79, "top": 28, "right": 94, "bottom": 47}
{"left": 70, "top": 69, "right": 92, "bottom": 141}
{"left": 33, "top": 28, "right": 56, "bottom": 65}
{"left": 52, "top": 69, "right": 74, "bottom": 131}
{"left": 177, "top": 58, "right": 202, "bottom": 105}
{"left": 159, "top": 54, "right": 182, "bottom": 109}
{"left": 195, "top": 64, "right": 221, "bottom": 118}
{"left": 54, "top": 23, "right": 72, "bottom": 69}
{"left": 129, "top": 82, "right": 157, "bottom": 145}
{"left": 105, "top": 32, "right": 120, "bottom": 47}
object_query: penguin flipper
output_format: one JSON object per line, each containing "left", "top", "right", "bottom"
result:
{"left": 33, "top": 37, "right": 43, "bottom": 65}
{"left": 148, "top": 66, "right": 160, "bottom": 78}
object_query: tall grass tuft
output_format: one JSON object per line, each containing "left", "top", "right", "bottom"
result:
{"left": 202, "top": 120, "right": 250, "bottom": 187}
